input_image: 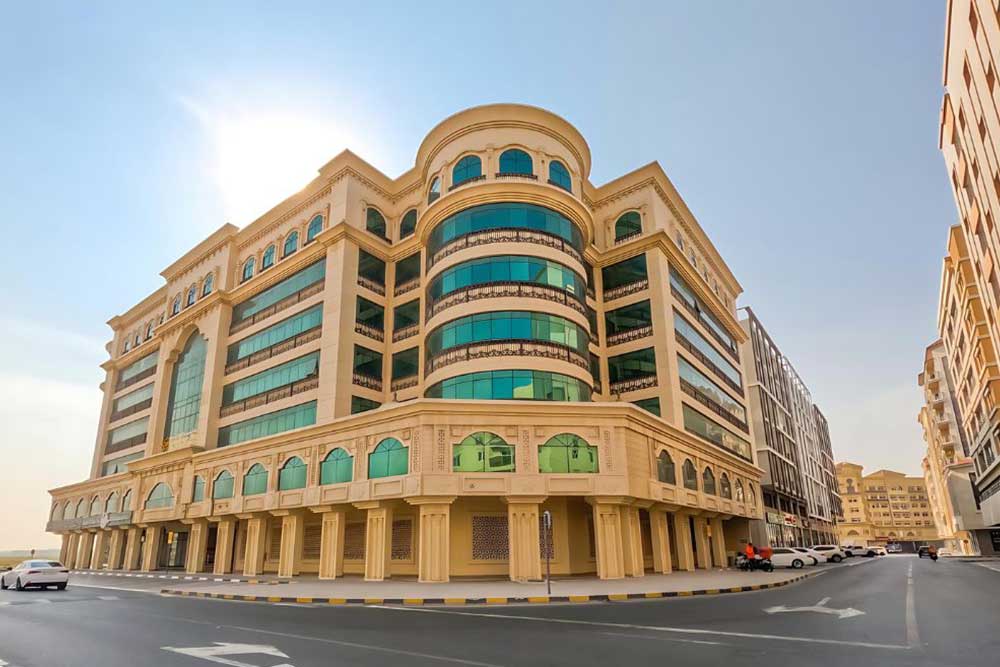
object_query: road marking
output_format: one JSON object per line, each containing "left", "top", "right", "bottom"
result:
{"left": 974, "top": 562, "right": 1000, "bottom": 574}
{"left": 98, "top": 595, "right": 120, "bottom": 601}
{"left": 376, "top": 607, "right": 910, "bottom": 650}
{"left": 905, "top": 561, "right": 921, "bottom": 648}
{"left": 163, "top": 643, "right": 293, "bottom": 667}
{"left": 598, "top": 631, "right": 724, "bottom": 646}
{"left": 763, "top": 596, "right": 865, "bottom": 619}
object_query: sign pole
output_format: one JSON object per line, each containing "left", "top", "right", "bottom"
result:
{"left": 542, "top": 510, "right": 552, "bottom": 596}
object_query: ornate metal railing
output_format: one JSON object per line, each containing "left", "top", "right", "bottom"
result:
{"left": 494, "top": 172, "right": 538, "bottom": 180}
{"left": 614, "top": 230, "right": 642, "bottom": 245}
{"left": 390, "top": 375, "right": 419, "bottom": 392}
{"left": 609, "top": 374, "right": 658, "bottom": 395}
{"left": 606, "top": 324, "right": 653, "bottom": 347}
{"left": 447, "top": 174, "right": 487, "bottom": 191}
{"left": 392, "top": 323, "right": 419, "bottom": 342}
{"left": 230, "top": 280, "right": 324, "bottom": 335}
{"left": 220, "top": 374, "right": 319, "bottom": 418}
{"left": 679, "top": 378, "right": 749, "bottom": 433}
{"left": 425, "top": 339, "right": 590, "bottom": 375}
{"left": 427, "top": 227, "right": 584, "bottom": 269}
{"left": 225, "top": 326, "right": 322, "bottom": 375}
{"left": 355, "top": 321, "right": 385, "bottom": 342}
{"left": 353, "top": 372, "right": 383, "bottom": 392}
{"left": 426, "top": 281, "right": 587, "bottom": 320}
{"left": 603, "top": 278, "right": 648, "bottom": 302}
{"left": 670, "top": 286, "right": 739, "bottom": 361}
{"left": 357, "top": 275, "right": 386, "bottom": 296}
{"left": 393, "top": 278, "right": 420, "bottom": 297}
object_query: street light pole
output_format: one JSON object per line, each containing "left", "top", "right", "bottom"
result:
{"left": 542, "top": 510, "right": 552, "bottom": 596}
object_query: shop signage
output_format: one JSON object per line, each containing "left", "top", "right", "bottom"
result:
{"left": 766, "top": 511, "right": 783, "bottom": 524}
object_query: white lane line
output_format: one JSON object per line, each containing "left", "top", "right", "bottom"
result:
{"left": 599, "top": 631, "right": 724, "bottom": 646}
{"left": 97, "top": 595, "right": 120, "bottom": 601}
{"left": 375, "top": 607, "right": 910, "bottom": 651}
{"left": 974, "top": 562, "right": 1000, "bottom": 573}
{"left": 905, "top": 561, "right": 920, "bottom": 648}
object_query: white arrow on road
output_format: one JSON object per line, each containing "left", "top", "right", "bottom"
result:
{"left": 161, "top": 642, "right": 294, "bottom": 667}
{"left": 763, "top": 597, "right": 865, "bottom": 620}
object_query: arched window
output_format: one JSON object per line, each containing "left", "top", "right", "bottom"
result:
{"left": 145, "top": 323, "right": 154, "bottom": 339}
{"left": 202, "top": 274, "right": 213, "bottom": 296}
{"left": 306, "top": 215, "right": 323, "bottom": 243}
{"left": 171, "top": 296, "right": 181, "bottom": 315}
{"left": 122, "top": 490, "right": 132, "bottom": 511}
{"left": 123, "top": 339, "right": 130, "bottom": 353}
{"left": 278, "top": 456, "right": 307, "bottom": 490}
{"left": 499, "top": 148, "right": 533, "bottom": 176}
{"left": 538, "top": 433, "right": 598, "bottom": 473}
{"left": 656, "top": 451, "right": 675, "bottom": 484}
{"left": 51, "top": 502, "right": 63, "bottom": 521}
{"left": 163, "top": 332, "right": 207, "bottom": 439}
{"left": 186, "top": 285, "right": 197, "bottom": 307}
{"left": 261, "top": 245, "right": 276, "bottom": 270}
{"left": 702, "top": 467, "right": 716, "bottom": 495}
{"left": 134, "top": 334, "right": 141, "bottom": 347}
{"left": 399, "top": 209, "right": 418, "bottom": 239}
{"left": 747, "top": 482, "right": 757, "bottom": 505}
{"left": 191, "top": 475, "right": 206, "bottom": 502}
{"left": 720, "top": 472, "right": 732, "bottom": 499}
{"left": 452, "top": 155, "right": 482, "bottom": 186}
{"left": 614, "top": 211, "right": 642, "bottom": 242}
{"left": 368, "top": 438, "right": 408, "bottom": 479}
{"left": 63, "top": 500, "right": 75, "bottom": 520}
{"left": 549, "top": 160, "right": 571, "bottom": 191}
{"left": 366, "top": 209, "right": 387, "bottom": 238}
{"left": 682, "top": 459, "right": 698, "bottom": 490}
{"left": 427, "top": 177, "right": 441, "bottom": 205}
{"left": 735, "top": 479, "right": 745, "bottom": 502}
{"left": 75, "top": 498, "right": 87, "bottom": 518}
{"left": 320, "top": 448, "right": 354, "bottom": 485}
{"left": 283, "top": 231, "right": 299, "bottom": 257}
{"left": 105, "top": 492, "right": 120, "bottom": 513}
{"left": 453, "top": 432, "right": 515, "bottom": 472}
{"left": 243, "top": 463, "right": 268, "bottom": 496}
{"left": 145, "top": 483, "right": 174, "bottom": 510}
{"left": 89, "top": 496, "right": 102, "bottom": 516}
{"left": 241, "top": 257, "right": 255, "bottom": 282}
{"left": 212, "top": 470, "right": 234, "bottom": 499}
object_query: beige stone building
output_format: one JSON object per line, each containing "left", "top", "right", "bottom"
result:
{"left": 834, "top": 464, "right": 938, "bottom": 549}
{"left": 45, "top": 104, "right": 764, "bottom": 582}
{"left": 917, "top": 340, "right": 989, "bottom": 554}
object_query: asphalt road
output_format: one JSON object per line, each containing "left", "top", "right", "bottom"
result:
{"left": 0, "top": 555, "right": 998, "bottom": 666}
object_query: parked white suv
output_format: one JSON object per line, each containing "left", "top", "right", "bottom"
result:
{"left": 809, "top": 544, "right": 845, "bottom": 563}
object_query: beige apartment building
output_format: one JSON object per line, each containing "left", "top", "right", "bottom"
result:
{"left": 835, "top": 463, "right": 938, "bottom": 549}
{"left": 917, "top": 340, "right": 990, "bottom": 554}
{"left": 45, "top": 104, "right": 764, "bottom": 582}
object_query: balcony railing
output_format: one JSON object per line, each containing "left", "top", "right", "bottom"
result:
{"left": 427, "top": 227, "right": 584, "bottom": 270}
{"left": 116, "top": 365, "right": 156, "bottom": 392}
{"left": 494, "top": 172, "right": 538, "bottom": 180}
{"left": 606, "top": 324, "right": 653, "bottom": 347}
{"left": 603, "top": 278, "right": 648, "bottom": 302}
{"left": 614, "top": 230, "right": 641, "bottom": 245}
{"left": 674, "top": 331, "right": 743, "bottom": 395}
{"left": 219, "top": 374, "right": 319, "bottom": 418}
{"left": 225, "top": 326, "right": 322, "bottom": 375}
{"left": 106, "top": 432, "right": 147, "bottom": 455}
{"left": 426, "top": 281, "right": 588, "bottom": 321}
{"left": 609, "top": 374, "right": 658, "bottom": 395}
{"left": 357, "top": 275, "right": 386, "bottom": 296}
{"left": 47, "top": 511, "right": 133, "bottom": 533}
{"left": 679, "top": 377, "right": 750, "bottom": 433}
{"left": 229, "top": 280, "right": 324, "bottom": 335}
{"left": 392, "top": 323, "right": 419, "bottom": 342}
{"left": 355, "top": 321, "right": 385, "bottom": 342}
{"left": 670, "top": 286, "right": 739, "bottom": 361}
{"left": 393, "top": 278, "right": 420, "bottom": 297}
{"left": 390, "top": 375, "right": 419, "bottom": 392}
{"left": 353, "top": 372, "right": 383, "bottom": 392}
{"left": 108, "top": 398, "right": 153, "bottom": 424}
{"left": 447, "top": 174, "right": 487, "bottom": 191}
{"left": 425, "top": 339, "right": 590, "bottom": 375}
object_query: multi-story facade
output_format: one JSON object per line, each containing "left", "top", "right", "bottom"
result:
{"left": 835, "top": 464, "right": 938, "bottom": 549}
{"left": 45, "top": 104, "right": 764, "bottom": 582}
{"left": 814, "top": 407, "right": 843, "bottom": 534}
{"left": 918, "top": 340, "right": 995, "bottom": 554}
{"left": 937, "top": 0, "right": 1000, "bottom": 542}
{"left": 739, "top": 308, "right": 838, "bottom": 546}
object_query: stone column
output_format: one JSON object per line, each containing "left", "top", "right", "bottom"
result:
{"left": 185, "top": 519, "right": 209, "bottom": 574}
{"left": 141, "top": 526, "right": 162, "bottom": 572}
{"left": 672, "top": 513, "right": 695, "bottom": 572}
{"left": 317, "top": 508, "right": 346, "bottom": 580}
{"left": 693, "top": 516, "right": 711, "bottom": 569}
{"left": 621, "top": 505, "right": 644, "bottom": 577}
{"left": 649, "top": 508, "right": 673, "bottom": 574}
{"left": 242, "top": 516, "right": 268, "bottom": 576}
{"left": 359, "top": 502, "right": 393, "bottom": 581}
{"left": 59, "top": 534, "right": 72, "bottom": 565}
{"left": 506, "top": 497, "right": 544, "bottom": 582}
{"left": 277, "top": 511, "right": 305, "bottom": 578}
{"left": 710, "top": 517, "right": 728, "bottom": 568}
{"left": 213, "top": 518, "right": 236, "bottom": 575}
{"left": 64, "top": 533, "right": 79, "bottom": 569}
{"left": 107, "top": 529, "right": 125, "bottom": 570}
{"left": 409, "top": 497, "right": 455, "bottom": 583}
{"left": 76, "top": 532, "right": 95, "bottom": 570}
{"left": 91, "top": 530, "right": 109, "bottom": 570}
{"left": 589, "top": 498, "right": 626, "bottom": 580}
{"left": 122, "top": 527, "right": 142, "bottom": 571}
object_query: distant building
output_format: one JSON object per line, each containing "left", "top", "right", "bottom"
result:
{"left": 834, "top": 464, "right": 938, "bottom": 549}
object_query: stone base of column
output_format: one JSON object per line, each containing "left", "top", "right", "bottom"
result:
{"left": 649, "top": 508, "right": 673, "bottom": 574}
{"left": 212, "top": 518, "right": 236, "bottom": 576}
{"left": 276, "top": 511, "right": 304, "bottom": 578}
{"left": 185, "top": 519, "right": 209, "bottom": 574}
{"left": 316, "top": 508, "right": 346, "bottom": 580}
{"left": 673, "top": 513, "right": 695, "bottom": 572}
{"left": 140, "top": 526, "right": 162, "bottom": 572}
{"left": 242, "top": 516, "right": 267, "bottom": 577}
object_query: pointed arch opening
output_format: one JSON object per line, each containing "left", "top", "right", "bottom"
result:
{"left": 538, "top": 433, "right": 598, "bottom": 473}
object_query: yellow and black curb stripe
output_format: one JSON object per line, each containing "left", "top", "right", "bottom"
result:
{"left": 160, "top": 573, "right": 812, "bottom": 606}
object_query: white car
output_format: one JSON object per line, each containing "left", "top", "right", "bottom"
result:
{"left": 840, "top": 545, "right": 864, "bottom": 557}
{"left": 809, "top": 544, "right": 845, "bottom": 563}
{"left": 790, "top": 547, "right": 823, "bottom": 565}
{"left": 1, "top": 560, "right": 69, "bottom": 591}
{"left": 769, "top": 547, "right": 813, "bottom": 569}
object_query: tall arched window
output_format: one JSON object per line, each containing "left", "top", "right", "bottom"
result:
{"left": 735, "top": 479, "right": 745, "bottom": 502}
{"left": 241, "top": 257, "right": 255, "bottom": 282}
{"left": 306, "top": 215, "right": 323, "bottom": 243}
{"left": 186, "top": 285, "right": 197, "bottom": 307}
{"left": 261, "top": 245, "right": 276, "bottom": 270}
{"left": 145, "top": 323, "right": 154, "bottom": 339}
{"left": 145, "top": 483, "right": 174, "bottom": 510}
{"left": 720, "top": 472, "right": 732, "bottom": 499}
{"left": 368, "top": 438, "right": 408, "bottom": 479}
{"left": 191, "top": 475, "right": 206, "bottom": 502}
{"left": 283, "top": 231, "right": 299, "bottom": 257}
{"left": 538, "top": 433, "right": 598, "bottom": 473}
{"left": 163, "top": 332, "right": 207, "bottom": 439}
{"left": 498, "top": 148, "right": 533, "bottom": 175}
{"left": 105, "top": 492, "right": 120, "bottom": 513}
{"left": 278, "top": 456, "right": 307, "bottom": 490}
{"left": 453, "top": 432, "right": 515, "bottom": 472}
{"left": 747, "top": 483, "right": 757, "bottom": 505}
{"left": 123, "top": 339, "right": 130, "bottom": 353}
{"left": 400, "top": 209, "right": 418, "bottom": 239}
{"left": 243, "top": 463, "right": 268, "bottom": 496}
{"left": 64, "top": 500, "right": 76, "bottom": 520}
{"left": 320, "top": 448, "right": 354, "bottom": 485}
{"left": 452, "top": 155, "right": 482, "bottom": 186}
{"left": 51, "top": 502, "right": 63, "bottom": 521}
{"left": 122, "top": 490, "right": 132, "bottom": 511}
{"left": 656, "top": 451, "right": 675, "bottom": 484}
{"left": 428, "top": 177, "right": 441, "bottom": 204}
{"left": 614, "top": 211, "right": 642, "bottom": 242}
{"left": 366, "top": 209, "right": 387, "bottom": 238}
{"left": 682, "top": 459, "right": 698, "bottom": 490}
{"left": 171, "top": 296, "right": 181, "bottom": 316}
{"left": 549, "top": 160, "right": 571, "bottom": 191}
{"left": 89, "top": 496, "right": 102, "bottom": 516}
{"left": 75, "top": 498, "right": 87, "bottom": 518}
{"left": 202, "top": 273, "right": 213, "bottom": 296}
{"left": 702, "top": 467, "right": 717, "bottom": 495}
{"left": 212, "top": 470, "right": 234, "bottom": 499}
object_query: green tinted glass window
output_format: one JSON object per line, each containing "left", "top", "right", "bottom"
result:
{"left": 366, "top": 209, "right": 387, "bottom": 238}
{"left": 426, "top": 311, "right": 589, "bottom": 359}
{"left": 614, "top": 211, "right": 642, "bottom": 240}
{"left": 426, "top": 370, "right": 591, "bottom": 402}
{"left": 669, "top": 267, "right": 736, "bottom": 355}
{"left": 605, "top": 300, "right": 652, "bottom": 336}
{"left": 681, "top": 404, "right": 752, "bottom": 462}
{"left": 145, "top": 483, "right": 174, "bottom": 509}
{"left": 163, "top": 334, "right": 207, "bottom": 439}
{"left": 353, "top": 345, "right": 382, "bottom": 378}
{"left": 682, "top": 459, "right": 698, "bottom": 490}
{"left": 396, "top": 253, "right": 420, "bottom": 284}
{"left": 392, "top": 347, "right": 419, "bottom": 380}
{"left": 656, "top": 451, "right": 675, "bottom": 484}
{"left": 393, "top": 300, "right": 420, "bottom": 330}
{"left": 358, "top": 250, "right": 385, "bottom": 286}
{"left": 108, "top": 417, "right": 149, "bottom": 445}
{"left": 320, "top": 448, "right": 354, "bottom": 485}
{"left": 703, "top": 467, "right": 717, "bottom": 495}
{"left": 607, "top": 347, "right": 656, "bottom": 383}
{"left": 428, "top": 178, "right": 441, "bottom": 204}
{"left": 227, "top": 305, "right": 322, "bottom": 364}
{"left": 427, "top": 202, "right": 583, "bottom": 254}
{"left": 549, "top": 161, "right": 571, "bottom": 191}
{"left": 351, "top": 396, "right": 380, "bottom": 414}
{"left": 243, "top": 463, "right": 268, "bottom": 496}
{"left": 356, "top": 296, "right": 384, "bottom": 329}
{"left": 222, "top": 352, "right": 319, "bottom": 405}
{"left": 677, "top": 356, "right": 745, "bottom": 423}
{"left": 242, "top": 258, "right": 255, "bottom": 282}
{"left": 113, "top": 383, "right": 154, "bottom": 413}
{"left": 218, "top": 401, "right": 317, "bottom": 448}
{"left": 232, "top": 260, "right": 326, "bottom": 324}
{"left": 120, "top": 352, "right": 158, "bottom": 383}
{"left": 283, "top": 231, "right": 298, "bottom": 257}
{"left": 306, "top": 215, "right": 323, "bottom": 242}
{"left": 538, "top": 433, "right": 598, "bottom": 473}
{"left": 499, "top": 149, "right": 533, "bottom": 175}
{"left": 400, "top": 210, "right": 418, "bottom": 238}
{"left": 369, "top": 438, "right": 408, "bottom": 479}
{"left": 278, "top": 457, "right": 307, "bottom": 490}
{"left": 673, "top": 311, "right": 742, "bottom": 388}
{"left": 428, "top": 255, "right": 586, "bottom": 302}
{"left": 633, "top": 397, "right": 661, "bottom": 416}
{"left": 452, "top": 432, "right": 515, "bottom": 472}
{"left": 452, "top": 155, "right": 482, "bottom": 185}
{"left": 213, "top": 471, "right": 234, "bottom": 499}
{"left": 261, "top": 245, "right": 275, "bottom": 270}
{"left": 192, "top": 476, "right": 205, "bottom": 502}
{"left": 602, "top": 254, "right": 647, "bottom": 290}
{"left": 101, "top": 452, "right": 142, "bottom": 477}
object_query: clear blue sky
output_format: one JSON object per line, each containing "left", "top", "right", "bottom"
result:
{"left": 0, "top": 2, "right": 953, "bottom": 549}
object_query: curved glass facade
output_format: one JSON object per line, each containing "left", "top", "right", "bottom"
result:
{"left": 426, "top": 369, "right": 591, "bottom": 402}
{"left": 426, "top": 311, "right": 589, "bottom": 359}
{"left": 427, "top": 203, "right": 584, "bottom": 255}
{"left": 428, "top": 255, "right": 586, "bottom": 303}
{"left": 163, "top": 333, "right": 207, "bottom": 439}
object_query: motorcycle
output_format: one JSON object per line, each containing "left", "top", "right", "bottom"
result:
{"left": 736, "top": 553, "right": 774, "bottom": 572}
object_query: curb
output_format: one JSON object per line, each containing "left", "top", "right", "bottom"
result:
{"left": 159, "top": 573, "right": 813, "bottom": 606}
{"left": 71, "top": 570, "right": 291, "bottom": 585}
